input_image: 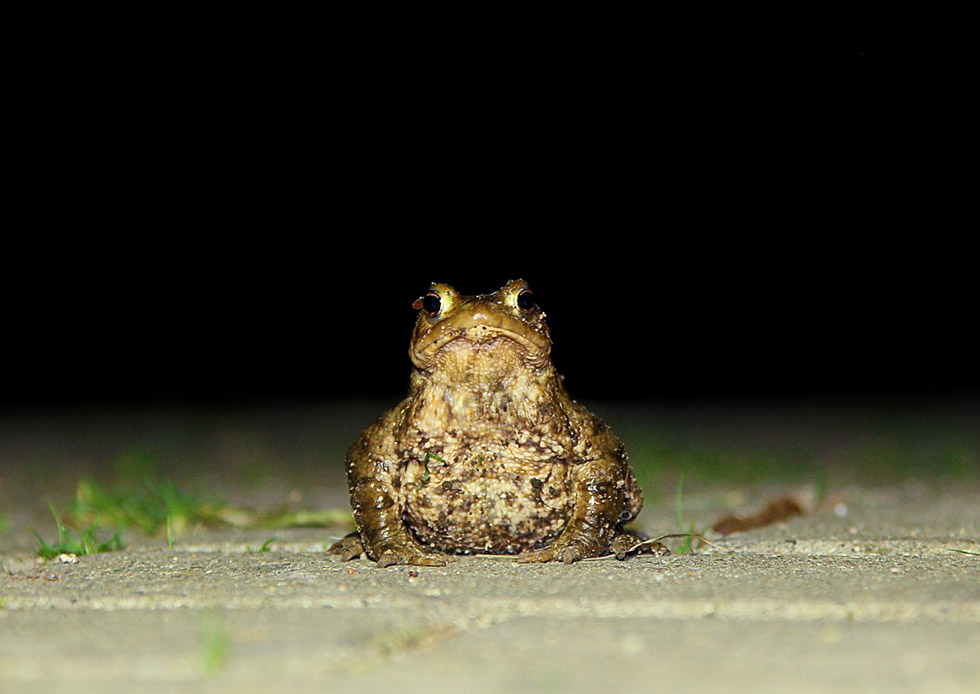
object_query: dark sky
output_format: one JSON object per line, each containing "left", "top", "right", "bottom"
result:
{"left": 7, "top": 28, "right": 971, "bottom": 410}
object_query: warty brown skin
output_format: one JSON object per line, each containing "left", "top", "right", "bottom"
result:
{"left": 330, "top": 279, "right": 646, "bottom": 567}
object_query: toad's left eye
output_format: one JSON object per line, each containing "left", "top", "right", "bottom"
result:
{"left": 516, "top": 288, "right": 536, "bottom": 313}
{"left": 413, "top": 291, "right": 442, "bottom": 316}
{"left": 421, "top": 292, "right": 441, "bottom": 316}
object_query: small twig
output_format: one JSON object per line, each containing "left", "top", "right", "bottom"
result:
{"left": 624, "top": 532, "right": 720, "bottom": 555}
{"left": 468, "top": 532, "right": 722, "bottom": 562}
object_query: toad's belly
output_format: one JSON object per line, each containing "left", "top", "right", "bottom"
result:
{"left": 400, "top": 461, "right": 573, "bottom": 554}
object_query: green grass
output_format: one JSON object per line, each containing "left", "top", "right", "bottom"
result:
{"left": 69, "top": 476, "right": 353, "bottom": 538}
{"left": 31, "top": 502, "right": 123, "bottom": 559}
{"left": 0, "top": 515, "right": 10, "bottom": 534}
{"left": 72, "top": 476, "right": 222, "bottom": 536}
{"left": 622, "top": 409, "right": 980, "bottom": 492}
{"left": 246, "top": 538, "right": 276, "bottom": 553}
{"left": 199, "top": 614, "right": 231, "bottom": 674}
{"left": 672, "top": 472, "right": 706, "bottom": 554}
{"left": 629, "top": 436, "right": 815, "bottom": 491}
{"left": 417, "top": 452, "right": 445, "bottom": 489}
{"left": 166, "top": 513, "right": 177, "bottom": 550}
{"left": 215, "top": 507, "right": 353, "bottom": 530}
{"left": 30, "top": 465, "right": 353, "bottom": 558}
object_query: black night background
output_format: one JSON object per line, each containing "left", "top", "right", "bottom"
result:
{"left": 4, "top": 25, "right": 972, "bottom": 413}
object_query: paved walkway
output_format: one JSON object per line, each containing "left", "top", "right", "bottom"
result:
{"left": 1, "top": 404, "right": 978, "bottom": 693}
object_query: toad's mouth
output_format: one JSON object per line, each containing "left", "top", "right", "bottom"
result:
{"left": 412, "top": 324, "right": 551, "bottom": 370}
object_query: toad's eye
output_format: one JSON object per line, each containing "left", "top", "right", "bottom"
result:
{"left": 413, "top": 291, "right": 442, "bottom": 317}
{"left": 516, "top": 288, "right": 536, "bottom": 313}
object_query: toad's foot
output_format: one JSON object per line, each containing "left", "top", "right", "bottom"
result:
{"left": 516, "top": 547, "right": 579, "bottom": 564}
{"left": 516, "top": 540, "right": 591, "bottom": 565}
{"left": 327, "top": 532, "right": 367, "bottom": 562}
{"left": 327, "top": 532, "right": 448, "bottom": 567}
{"left": 516, "top": 534, "right": 670, "bottom": 564}
{"left": 375, "top": 548, "right": 449, "bottom": 568}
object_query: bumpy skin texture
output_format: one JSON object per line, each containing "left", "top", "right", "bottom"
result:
{"left": 330, "top": 279, "right": 651, "bottom": 567}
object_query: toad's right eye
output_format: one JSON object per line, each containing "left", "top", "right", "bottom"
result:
{"left": 413, "top": 291, "right": 442, "bottom": 317}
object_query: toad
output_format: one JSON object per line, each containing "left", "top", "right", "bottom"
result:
{"left": 329, "top": 279, "right": 660, "bottom": 566}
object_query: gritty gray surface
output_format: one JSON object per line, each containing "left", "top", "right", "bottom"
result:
{"left": 1, "top": 402, "right": 978, "bottom": 693}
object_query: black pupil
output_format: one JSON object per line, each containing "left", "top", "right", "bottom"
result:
{"left": 517, "top": 290, "right": 535, "bottom": 312}
{"left": 422, "top": 293, "right": 441, "bottom": 315}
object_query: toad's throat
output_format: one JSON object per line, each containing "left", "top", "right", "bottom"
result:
{"left": 413, "top": 372, "right": 565, "bottom": 433}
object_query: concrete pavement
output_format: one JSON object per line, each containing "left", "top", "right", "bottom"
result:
{"left": 1, "top": 402, "right": 978, "bottom": 692}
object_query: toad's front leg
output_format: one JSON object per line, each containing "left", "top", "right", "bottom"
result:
{"left": 517, "top": 457, "right": 628, "bottom": 565}
{"left": 336, "top": 459, "right": 447, "bottom": 568}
